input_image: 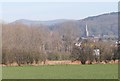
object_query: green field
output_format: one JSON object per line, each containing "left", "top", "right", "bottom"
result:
{"left": 2, "top": 64, "right": 118, "bottom": 79}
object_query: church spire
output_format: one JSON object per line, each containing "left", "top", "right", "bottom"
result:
{"left": 85, "top": 23, "right": 89, "bottom": 37}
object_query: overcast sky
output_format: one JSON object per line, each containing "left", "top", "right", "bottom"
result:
{"left": 1, "top": 2, "right": 118, "bottom": 22}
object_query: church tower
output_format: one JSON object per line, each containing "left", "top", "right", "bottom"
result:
{"left": 85, "top": 24, "right": 89, "bottom": 37}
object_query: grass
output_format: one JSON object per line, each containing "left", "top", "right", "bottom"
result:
{"left": 2, "top": 64, "right": 118, "bottom": 79}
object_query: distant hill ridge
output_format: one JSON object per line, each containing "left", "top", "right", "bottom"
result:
{"left": 11, "top": 12, "right": 118, "bottom": 37}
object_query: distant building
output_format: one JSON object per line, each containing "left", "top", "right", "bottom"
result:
{"left": 75, "top": 42, "right": 82, "bottom": 47}
{"left": 75, "top": 23, "right": 117, "bottom": 47}
{"left": 93, "top": 49, "right": 100, "bottom": 56}
{"left": 85, "top": 24, "right": 89, "bottom": 37}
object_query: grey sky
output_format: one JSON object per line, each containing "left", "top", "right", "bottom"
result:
{"left": 1, "top": 2, "right": 118, "bottom": 22}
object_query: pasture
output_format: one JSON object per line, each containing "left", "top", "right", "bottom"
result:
{"left": 2, "top": 64, "right": 118, "bottom": 79}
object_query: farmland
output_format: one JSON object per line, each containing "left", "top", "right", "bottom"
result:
{"left": 2, "top": 64, "right": 118, "bottom": 79}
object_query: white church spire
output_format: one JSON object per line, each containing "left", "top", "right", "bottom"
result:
{"left": 85, "top": 23, "right": 89, "bottom": 37}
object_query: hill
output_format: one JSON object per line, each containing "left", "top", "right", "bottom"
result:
{"left": 11, "top": 12, "right": 118, "bottom": 37}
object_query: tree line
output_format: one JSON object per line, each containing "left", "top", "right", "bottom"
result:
{"left": 1, "top": 22, "right": 119, "bottom": 66}
{"left": 71, "top": 39, "right": 119, "bottom": 64}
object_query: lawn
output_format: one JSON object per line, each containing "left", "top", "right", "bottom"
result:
{"left": 2, "top": 64, "right": 118, "bottom": 79}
